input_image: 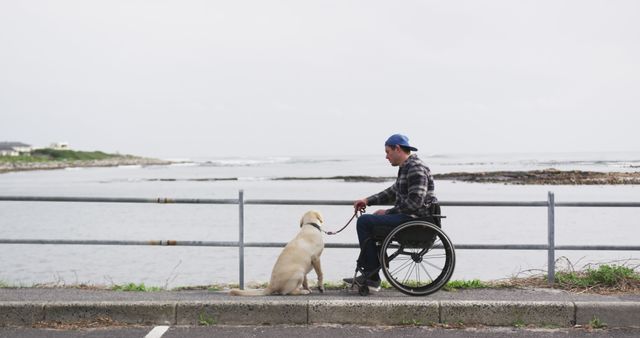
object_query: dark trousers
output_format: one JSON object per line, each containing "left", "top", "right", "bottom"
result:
{"left": 356, "top": 213, "right": 413, "bottom": 279}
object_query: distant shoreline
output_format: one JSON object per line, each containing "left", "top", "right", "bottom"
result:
{"left": 0, "top": 156, "right": 173, "bottom": 174}
{"left": 2, "top": 161, "right": 640, "bottom": 185}
{"left": 277, "top": 170, "right": 640, "bottom": 185}
{"left": 435, "top": 169, "right": 640, "bottom": 185}
{"left": 123, "top": 170, "right": 640, "bottom": 185}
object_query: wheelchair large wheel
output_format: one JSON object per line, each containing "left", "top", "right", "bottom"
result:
{"left": 379, "top": 220, "right": 455, "bottom": 296}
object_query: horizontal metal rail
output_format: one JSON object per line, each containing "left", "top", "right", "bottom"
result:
{"left": 554, "top": 201, "right": 640, "bottom": 207}
{"left": 3, "top": 196, "right": 640, "bottom": 207}
{"left": 2, "top": 192, "right": 639, "bottom": 288}
{"left": 0, "top": 196, "right": 239, "bottom": 204}
{"left": 2, "top": 239, "right": 640, "bottom": 252}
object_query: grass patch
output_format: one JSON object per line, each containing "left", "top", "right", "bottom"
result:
{"left": 330, "top": 278, "right": 491, "bottom": 291}
{"left": 324, "top": 279, "right": 492, "bottom": 291}
{"left": 443, "top": 279, "right": 490, "bottom": 291}
{"left": 198, "top": 313, "right": 217, "bottom": 326}
{"left": 589, "top": 316, "right": 607, "bottom": 329}
{"left": 322, "top": 281, "right": 347, "bottom": 289}
{"left": 556, "top": 264, "right": 638, "bottom": 287}
{"left": 171, "top": 283, "right": 233, "bottom": 291}
{"left": 0, "top": 155, "right": 49, "bottom": 163}
{"left": 206, "top": 285, "right": 223, "bottom": 291}
{"left": 512, "top": 319, "right": 526, "bottom": 328}
{"left": 553, "top": 263, "right": 640, "bottom": 293}
{"left": 401, "top": 319, "right": 423, "bottom": 326}
{"left": 31, "top": 149, "right": 120, "bottom": 161}
{"left": 110, "top": 283, "right": 163, "bottom": 292}
{"left": 502, "top": 260, "right": 640, "bottom": 294}
{"left": 0, "top": 149, "right": 125, "bottom": 163}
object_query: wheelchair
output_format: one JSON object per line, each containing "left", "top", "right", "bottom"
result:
{"left": 350, "top": 204, "right": 456, "bottom": 296}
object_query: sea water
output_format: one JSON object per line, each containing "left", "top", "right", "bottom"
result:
{"left": 1, "top": 152, "right": 639, "bottom": 288}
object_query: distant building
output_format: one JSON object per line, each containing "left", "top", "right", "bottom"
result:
{"left": 49, "top": 142, "right": 70, "bottom": 150}
{"left": 0, "top": 142, "right": 32, "bottom": 156}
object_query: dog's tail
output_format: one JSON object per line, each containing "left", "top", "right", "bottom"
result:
{"left": 229, "top": 288, "right": 270, "bottom": 296}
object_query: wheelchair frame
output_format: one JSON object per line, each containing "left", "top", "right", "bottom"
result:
{"left": 351, "top": 207, "right": 456, "bottom": 296}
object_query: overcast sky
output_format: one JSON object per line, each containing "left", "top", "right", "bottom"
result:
{"left": 1, "top": 0, "right": 638, "bottom": 158}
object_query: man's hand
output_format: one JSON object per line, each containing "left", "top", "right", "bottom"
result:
{"left": 354, "top": 199, "right": 367, "bottom": 211}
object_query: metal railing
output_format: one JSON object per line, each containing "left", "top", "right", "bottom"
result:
{"left": 1, "top": 191, "right": 639, "bottom": 288}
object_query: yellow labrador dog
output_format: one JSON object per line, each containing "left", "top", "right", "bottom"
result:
{"left": 230, "top": 210, "right": 325, "bottom": 296}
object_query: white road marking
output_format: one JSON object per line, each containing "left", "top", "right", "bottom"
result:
{"left": 145, "top": 325, "right": 170, "bottom": 338}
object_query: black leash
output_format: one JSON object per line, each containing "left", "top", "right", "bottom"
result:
{"left": 324, "top": 206, "right": 366, "bottom": 235}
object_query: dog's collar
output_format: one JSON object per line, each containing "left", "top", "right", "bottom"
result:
{"left": 302, "top": 222, "right": 322, "bottom": 232}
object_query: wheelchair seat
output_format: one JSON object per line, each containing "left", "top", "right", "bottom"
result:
{"left": 371, "top": 203, "right": 443, "bottom": 241}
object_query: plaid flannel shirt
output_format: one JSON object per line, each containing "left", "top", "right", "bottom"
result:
{"left": 366, "top": 154, "right": 437, "bottom": 217}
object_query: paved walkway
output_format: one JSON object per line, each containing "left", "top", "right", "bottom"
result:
{"left": 1, "top": 287, "right": 639, "bottom": 328}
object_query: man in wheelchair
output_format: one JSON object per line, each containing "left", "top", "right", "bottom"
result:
{"left": 343, "top": 134, "right": 438, "bottom": 289}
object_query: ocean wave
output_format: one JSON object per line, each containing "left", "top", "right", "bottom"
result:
{"left": 439, "top": 158, "right": 640, "bottom": 169}
{"left": 168, "top": 161, "right": 198, "bottom": 167}
{"left": 146, "top": 177, "right": 239, "bottom": 182}
{"left": 196, "top": 157, "right": 292, "bottom": 167}
{"left": 535, "top": 160, "right": 634, "bottom": 166}
{"left": 283, "top": 158, "right": 348, "bottom": 165}
{"left": 191, "top": 156, "right": 349, "bottom": 167}
{"left": 164, "top": 158, "right": 194, "bottom": 163}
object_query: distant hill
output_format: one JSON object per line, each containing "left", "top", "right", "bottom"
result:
{"left": 1, "top": 148, "right": 125, "bottom": 162}
{"left": 0, "top": 149, "right": 171, "bottom": 173}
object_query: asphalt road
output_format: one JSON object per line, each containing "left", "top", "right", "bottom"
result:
{"left": 2, "top": 325, "right": 640, "bottom": 338}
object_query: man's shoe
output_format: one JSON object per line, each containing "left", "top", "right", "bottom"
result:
{"left": 342, "top": 275, "right": 381, "bottom": 288}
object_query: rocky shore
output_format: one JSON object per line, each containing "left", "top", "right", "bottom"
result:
{"left": 435, "top": 169, "right": 640, "bottom": 185}
{"left": 0, "top": 156, "right": 173, "bottom": 174}
{"left": 260, "top": 169, "right": 640, "bottom": 185}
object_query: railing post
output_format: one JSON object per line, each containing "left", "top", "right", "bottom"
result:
{"left": 239, "top": 190, "right": 245, "bottom": 290}
{"left": 547, "top": 191, "right": 555, "bottom": 285}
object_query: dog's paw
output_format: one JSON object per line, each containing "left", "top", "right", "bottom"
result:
{"left": 318, "top": 285, "right": 325, "bottom": 293}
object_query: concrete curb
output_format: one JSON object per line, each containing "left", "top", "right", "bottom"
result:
{"left": 309, "top": 300, "right": 439, "bottom": 325}
{"left": 575, "top": 302, "right": 640, "bottom": 328}
{"left": 1, "top": 301, "right": 639, "bottom": 328}
{"left": 177, "top": 300, "right": 308, "bottom": 325}
{"left": 45, "top": 302, "right": 176, "bottom": 326}
{"left": 0, "top": 303, "right": 45, "bottom": 327}
{"left": 441, "top": 301, "right": 574, "bottom": 327}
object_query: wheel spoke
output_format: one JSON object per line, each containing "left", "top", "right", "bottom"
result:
{"left": 423, "top": 259, "right": 443, "bottom": 274}
{"left": 423, "top": 249, "right": 446, "bottom": 270}
{"left": 419, "top": 260, "right": 434, "bottom": 282}
{"left": 402, "top": 261, "right": 415, "bottom": 284}
{"left": 415, "top": 260, "right": 422, "bottom": 285}
{"left": 389, "top": 256, "right": 414, "bottom": 276}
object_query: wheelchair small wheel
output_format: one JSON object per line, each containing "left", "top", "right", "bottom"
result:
{"left": 379, "top": 220, "right": 455, "bottom": 296}
{"left": 358, "top": 285, "right": 370, "bottom": 296}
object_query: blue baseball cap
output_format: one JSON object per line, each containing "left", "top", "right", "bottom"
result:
{"left": 385, "top": 134, "right": 418, "bottom": 151}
